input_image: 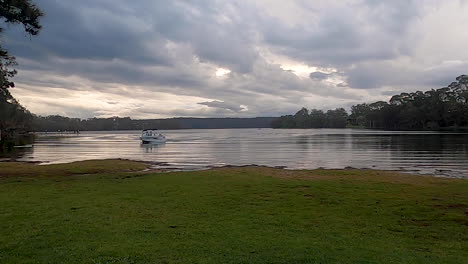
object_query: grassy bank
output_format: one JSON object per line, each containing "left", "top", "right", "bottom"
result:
{"left": 0, "top": 160, "right": 467, "bottom": 263}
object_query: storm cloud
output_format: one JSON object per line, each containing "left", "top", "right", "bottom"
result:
{"left": 3, "top": 0, "right": 468, "bottom": 118}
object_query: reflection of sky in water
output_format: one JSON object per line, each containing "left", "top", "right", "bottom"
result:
{"left": 15, "top": 129, "right": 468, "bottom": 178}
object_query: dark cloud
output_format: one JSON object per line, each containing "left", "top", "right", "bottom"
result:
{"left": 261, "top": 1, "right": 421, "bottom": 66}
{"left": 5, "top": 0, "right": 259, "bottom": 72}
{"left": 309, "top": 72, "right": 330, "bottom": 81}
{"left": 5, "top": 0, "right": 172, "bottom": 65}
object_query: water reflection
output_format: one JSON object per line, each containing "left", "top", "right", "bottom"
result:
{"left": 140, "top": 143, "right": 166, "bottom": 153}
{"left": 10, "top": 129, "right": 468, "bottom": 178}
{"left": 0, "top": 147, "right": 33, "bottom": 161}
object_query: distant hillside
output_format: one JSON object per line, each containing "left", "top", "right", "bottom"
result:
{"left": 32, "top": 116, "right": 277, "bottom": 131}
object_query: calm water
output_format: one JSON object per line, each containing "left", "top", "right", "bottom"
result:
{"left": 13, "top": 129, "right": 468, "bottom": 178}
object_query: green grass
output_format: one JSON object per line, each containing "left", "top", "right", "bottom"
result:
{"left": 0, "top": 159, "right": 147, "bottom": 178}
{"left": 0, "top": 161, "right": 467, "bottom": 263}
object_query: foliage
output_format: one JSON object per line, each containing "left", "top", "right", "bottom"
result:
{"left": 349, "top": 75, "right": 468, "bottom": 130}
{"left": 0, "top": 0, "right": 43, "bottom": 35}
{"left": 0, "top": 0, "right": 43, "bottom": 138}
{"left": 272, "top": 107, "right": 349, "bottom": 128}
{"left": 0, "top": 162, "right": 467, "bottom": 263}
{"left": 30, "top": 116, "right": 277, "bottom": 131}
{"left": 276, "top": 75, "right": 468, "bottom": 130}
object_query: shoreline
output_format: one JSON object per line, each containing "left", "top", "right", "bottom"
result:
{"left": 1, "top": 158, "right": 466, "bottom": 180}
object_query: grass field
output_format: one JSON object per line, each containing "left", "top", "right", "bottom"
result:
{"left": 0, "top": 160, "right": 467, "bottom": 263}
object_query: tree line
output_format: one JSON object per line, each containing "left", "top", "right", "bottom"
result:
{"left": 272, "top": 75, "right": 468, "bottom": 130}
{"left": 349, "top": 75, "right": 468, "bottom": 130}
{"left": 31, "top": 116, "right": 276, "bottom": 131}
{"left": 271, "top": 108, "right": 348, "bottom": 128}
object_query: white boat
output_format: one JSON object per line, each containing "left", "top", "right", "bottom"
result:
{"left": 140, "top": 129, "right": 167, "bottom": 144}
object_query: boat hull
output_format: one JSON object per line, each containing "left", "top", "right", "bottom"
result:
{"left": 140, "top": 137, "right": 167, "bottom": 144}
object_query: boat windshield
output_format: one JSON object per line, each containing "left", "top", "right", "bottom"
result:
{"left": 143, "top": 131, "right": 163, "bottom": 137}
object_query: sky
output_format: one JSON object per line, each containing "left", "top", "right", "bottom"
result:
{"left": 3, "top": 0, "right": 468, "bottom": 118}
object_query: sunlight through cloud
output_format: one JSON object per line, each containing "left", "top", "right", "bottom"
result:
{"left": 215, "top": 68, "right": 231, "bottom": 77}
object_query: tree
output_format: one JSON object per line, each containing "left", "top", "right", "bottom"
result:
{"left": 326, "top": 108, "right": 348, "bottom": 128}
{"left": 309, "top": 109, "right": 326, "bottom": 128}
{"left": 350, "top": 103, "right": 370, "bottom": 127}
{"left": 0, "top": 0, "right": 43, "bottom": 139}
{"left": 348, "top": 75, "right": 468, "bottom": 130}
{"left": 272, "top": 108, "right": 349, "bottom": 129}
{"left": 294, "top": 107, "right": 309, "bottom": 128}
{"left": 1, "top": 0, "right": 43, "bottom": 96}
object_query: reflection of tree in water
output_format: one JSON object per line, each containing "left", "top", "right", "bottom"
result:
{"left": 294, "top": 133, "right": 468, "bottom": 154}
{"left": 291, "top": 133, "right": 468, "bottom": 175}
{"left": 294, "top": 134, "right": 354, "bottom": 151}
{"left": 294, "top": 135, "right": 310, "bottom": 150}
{"left": 389, "top": 134, "right": 468, "bottom": 152}
{"left": 0, "top": 146, "right": 33, "bottom": 161}
{"left": 343, "top": 134, "right": 467, "bottom": 152}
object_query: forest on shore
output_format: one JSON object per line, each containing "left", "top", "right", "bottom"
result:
{"left": 31, "top": 116, "right": 275, "bottom": 131}
{"left": 272, "top": 75, "right": 468, "bottom": 130}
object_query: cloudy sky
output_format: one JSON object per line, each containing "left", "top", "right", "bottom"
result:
{"left": 3, "top": 0, "right": 468, "bottom": 118}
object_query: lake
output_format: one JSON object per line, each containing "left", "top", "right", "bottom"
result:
{"left": 12, "top": 129, "right": 468, "bottom": 178}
